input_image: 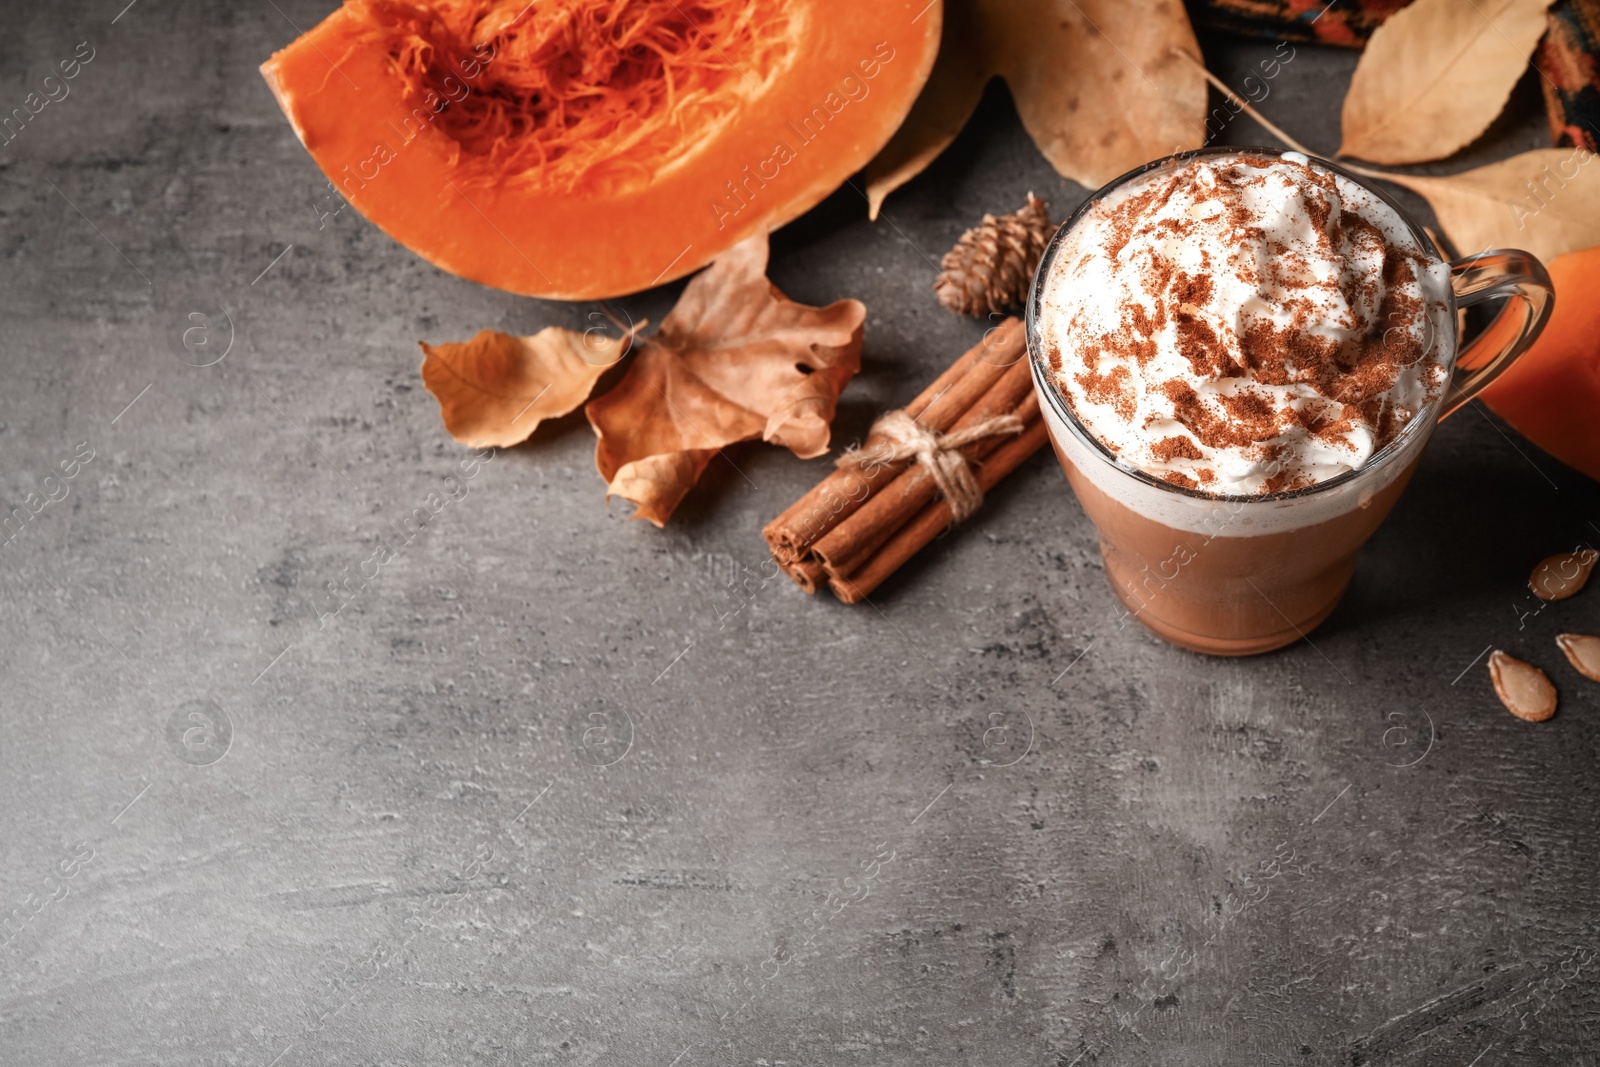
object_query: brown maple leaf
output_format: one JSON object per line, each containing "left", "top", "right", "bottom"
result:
{"left": 420, "top": 327, "right": 630, "bottom": 448}
{"left": 587, "top": 233, "right": 865, "bottom": 527}
{"left": 863, "top": 0, "right": 1206, "bottom": 217}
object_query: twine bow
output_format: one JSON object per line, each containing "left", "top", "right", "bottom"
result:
{"left": 837, "top": 408, "right": 1025, "bottom": 522}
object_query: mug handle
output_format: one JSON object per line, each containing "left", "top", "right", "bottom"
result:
{"left": 1439, "top": 249, "right": 1555, "bottom": 418}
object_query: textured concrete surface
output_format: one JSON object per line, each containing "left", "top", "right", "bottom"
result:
{"left": 2, "top": 5, "right": 1598, "bottom": 1066}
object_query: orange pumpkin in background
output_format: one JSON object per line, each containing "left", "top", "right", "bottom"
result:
{"left": 1480, "top": 245, "right": 1600, "bottom": 483}
{"left": 261, "top": 0, "right": 943, "bottom": 300}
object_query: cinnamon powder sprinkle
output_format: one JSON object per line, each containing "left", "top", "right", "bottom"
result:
{"left": 1151, "top": 434, "right": 1204, "bottom": 462}
{"left": 1045, "top": 153, "right": 1446, "bottom": 497}
{"left": 1075, "top": 364, "right": 1136, "bottom": 423}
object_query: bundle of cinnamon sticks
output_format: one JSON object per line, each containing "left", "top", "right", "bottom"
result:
{"left": 762, "top": 317, "right": 1048, "bottom": 604}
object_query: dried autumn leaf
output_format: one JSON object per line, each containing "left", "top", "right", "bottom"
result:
{"left": 863, "top": 0, "right": 991, "bottom": 220}
{"left": 1377, "top": 148, "right": 1600, "bottom": 263}
{"left": 421, "top": 327, "right": 628, "bottom": 448}
{"left": 1339, "top": 0, "right": 1555, "bottom": 165}
{"left": 587, "top": 233, "right": 864, "bottom": 526}
{"left": 864, "top": 0, "right": 1206, "bottom": 218}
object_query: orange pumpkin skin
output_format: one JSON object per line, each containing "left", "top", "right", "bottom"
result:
{"left": 261, "top": 1, "right": 942, "bottom": 300}
{"left": 1480, "top": 246, "right": 1600, "bottom": 482}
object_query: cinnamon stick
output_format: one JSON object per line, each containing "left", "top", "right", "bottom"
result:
{"left": 764, "top": 336, "right": 994, "bottom": 559}
{"left": 789, "top": 556, "right": 827, "bottom": 594}
{"left": 829, "top": 414, "right": 1049, "bottom": 604}
{"left": 813, "top": 358, "right": 1036, "bottom": 580}
{"left": 762, "top": 319, "right": 1025, "bottom": 579}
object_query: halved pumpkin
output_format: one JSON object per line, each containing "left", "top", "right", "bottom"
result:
{"left": 261, "top": 0, "right": 943, "bottom": 300}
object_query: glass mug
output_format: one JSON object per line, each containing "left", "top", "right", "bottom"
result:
{"left": 1025, "top": 148, "right": 1555, "bottom": 656}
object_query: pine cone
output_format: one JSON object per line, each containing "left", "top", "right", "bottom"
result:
{"left": 934, "top": 194, "right": 1055, "bottom": 318}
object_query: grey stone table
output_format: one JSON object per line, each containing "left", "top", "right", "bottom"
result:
{"left": 2, "top": 5, "right": 1597, "bottom": 1065}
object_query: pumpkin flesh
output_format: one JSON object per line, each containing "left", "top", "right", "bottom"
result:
{"left": 262, "top": 0, "right": 942, "bottom": 299}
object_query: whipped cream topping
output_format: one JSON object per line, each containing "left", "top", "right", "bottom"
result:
{"left": 1037, "top": 151, "right": 1453, "bottom": 496}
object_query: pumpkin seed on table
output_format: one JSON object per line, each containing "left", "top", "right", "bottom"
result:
{"left": 1556, "top": 634, "right": 1600, "bottom": 683}
{"left": 1488, "top": 650, "right": 1557, "bottom": 722}
{"left": 1529, "top": 548, "right": 1597, "bottom": 601}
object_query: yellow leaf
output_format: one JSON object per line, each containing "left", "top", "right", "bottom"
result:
{"left": 1339, "top": 0, "right": 1554, "bottom": 165}
{"left": 995, "top": 0, "right": 1205, "bottom": 188}
{"left": 586, "top": 233, "right": 865, "bottom": 526}
{"left": 1380, "top": 147, "right": 1600, "bottom": 262}
{"left": 420, "top": 327, "right": 627, "bottom": 448}
{"left": 864, "top": 0, "right": 1205, "bottom": 216}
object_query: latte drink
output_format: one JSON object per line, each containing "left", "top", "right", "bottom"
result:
{"left": 1029, "top": 150, "right": 1458, "bottom": 655}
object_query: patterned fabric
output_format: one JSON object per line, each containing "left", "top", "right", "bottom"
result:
{"left": 1538, "top": 0, "right": 1600, "bottom": 150}
{"left": 1185, "top": 0, "right": 1413, "bottom": 48}
{"left": 1188, "top": 0, "right": 1600, "bottom": 151}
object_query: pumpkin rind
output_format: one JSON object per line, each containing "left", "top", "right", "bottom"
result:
{"left": 1479, "top": 246, "right": 1600, "bottom": 483}
{"left": 261, "top": 0, "right": 943, "bottom": 299}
